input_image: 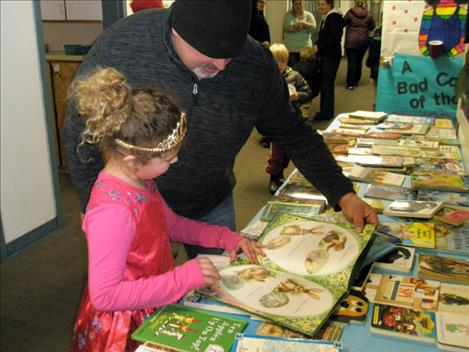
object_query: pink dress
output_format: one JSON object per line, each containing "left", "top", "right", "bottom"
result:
{"left": 71, "top": 173, "right": 242, "bottom": 351}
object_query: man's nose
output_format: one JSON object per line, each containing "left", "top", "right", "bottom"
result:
{"left": 211, "top": 59, "right": 229, "bottom": 71}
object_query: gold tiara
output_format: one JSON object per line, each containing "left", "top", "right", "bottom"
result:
{"left": 115, "top": 112, "right": 187, "bottom": 153}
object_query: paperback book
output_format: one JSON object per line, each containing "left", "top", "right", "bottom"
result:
{"left": 331, "top": 289, "right": 369, "bottom": 324}
{"left": 364, "top": 184, "right": 414, "bottom": 201}
{"left": 398, "top": 139, "right": 439, "bottom": 149}
{"left": 255, "top": 320, "right": 344, "bottom": 342}
{"left": 363, "top": 198, "right": 385, "bottom": 213}
{"left": 383, "top": 200, "right": 443, "bottom": 219}
{"left": 426, "top": 127, "right": 457, "bottom": 140}
{"left": 374, "top": 246, "right": 416, "bottom": 273}
{"left": 385, "top": 114, "right": 435, "bottom": 125}
{"left": 197, "top": 213, "right": 375, "bottom": 336}
{"left": 433, "top": 118, "right": 454, "bottom": 129}
{"left": 433, "top": 206, "right": 469, "bottom": 226}
{"left": 274, "top": 184, "right": 327, "bottom": 207}
{"left": 434, "top": 222, "right": 469, "bottom": 255}
{"left": 240, "top": 220, "right": 269, "bottom": 241}
{"left": 371, "top": 304, "right": 437, "bottom": 344}
{"left": 377, "top": 220, "right": 435, "bottom": 248}
{"left": 382, "top": 124, "right": 430, "bottom": 135}
{"left": 260, "top": 201, "right": 323, "bottom": 222}
{"left": 131, "top": 304, "right": 247, "bottom": 352}
{"left": 371, "top": 146, "right": 421, "bottom": 158}
{"left": 363, "top": 131, "right": 401, "bottom": 140}
{"left": 416, "top": 190, "right": 469, "bottom": 207}
{"left": 417, "top": 254, "right": 469, "bottom": 285}
{"left": 343, "top": 165, "right": 406, "bottom": 187}
{"left": 335, "top": 155, "right": 404, "bottom": 167}
{"left": 411, "top": 172, "right": 469, "bottom": 192}
{"left": 356, "top": 138, "right": 400, "bottom": 148}
{"left": 413, "top": 158, "right": 466, "bottom": 175}
{"left": 339, "top": 116, "right": 377, "bottom": 125}
{"left": 349, "top": 110, "right": 387, "bottom": 121}
{"left": 438, "top": 282, "right": 469, "bottom": 315}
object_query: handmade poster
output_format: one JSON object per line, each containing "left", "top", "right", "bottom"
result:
{"left": 376, "top": 53, "right": 463, "bottom": 118}
{"left": 381, "top": 1, "right": 467, "bottom": 58}
{"left": 198, "top": 213, "right": 375, "bottom": 336}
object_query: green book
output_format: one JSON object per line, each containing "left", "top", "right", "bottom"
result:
{"left": 131, "top": 304, "right": 247, "bottom": 352}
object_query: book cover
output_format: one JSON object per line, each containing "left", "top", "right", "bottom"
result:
{"left": 413, "top": 158, "right": 466, "bottom": 175}
{"left": 377, "top": 122, "right": 414, "bottom": 130}
{"left": 435, "top": 222, "right": 469, "bottom": 255}
{"left": 373, "top": 275, "right": 440, "bottom": 311}
{"left": 416, "top": 190, "right": 469, "bottom": 207}
{"left": 335, "top": 155, "right": 404, "bottom": 167}
{"left": 426, "top": 127, "right": 457, "bottom": 140}
{"left": 420, "top": 149, "right": 461, "bottom": 161}
{"left": 351, "top": 263, "right": 374, "bottom": 291}
{"left": 344, "top": 165, "right": 405, "bottom": 187}
{"left": 338, "top": 124, "right": 370, "bottom": 131}
{"left": 260, "top": 201, "right": 323, "bottom": 222}
{"left": 383, "top": 200, "right": 443, "bottom": 219}
{"left": 436, "top": 312, "right": 469, "bottom": 351}
{"left": 349, "top": 110, "right": 387, "bottom": 121}
{"left": 398, "top": 139, "right": 439, "bottom": 149}
{"left": 339, "top": 116, "right": 377, "bottom": 125}
{"left": 363, "top": 131, "right": 401, "bottom": 140}
{"left": 364, "top": 184, "right": 414, "bottom": 201}
{"left": 363, "top": 198, "right": 385, "bottom": 213}
{"left": 371, "top": 146, "right": 422, "bottom": 158}
{"left": 231, "top": 334, "right": 343, "bottom": 352}
{"left": 374, "top": 246, "right": 415, "bottom": 273}
{"left": 433, "top": 207, "right": 469, "bottom": 226}
{"left": 197, "top": 213, "right": 375, "bottom": 336}
{"left": 380, "top": 124, "right": 430, "bottom": 135}
{"left": 438, "top": 283, "right": 469, "bottom": 315}
{"left": 417, "top": 254, "right": 469, "bottom": 285}
{"left": 411, "top": 172, "right": 469, "bottom": 192}
{"left": 377, "top": 221, "right": 435, "bottom": 248}
{"left": 240, "top": 220, "right": 269, "bottom": 241}
{"left": 371, "top": 304, "right": 437, "bottom": 344}
{"left": 347, "top": 147, "right": 373, "bottom": 155}
{"left": 356, "top": 137, "right": 400, "bottom": 147}
{"left": 385, "top": 114, "right": 435, "bottom": 125}
{"left": 331, "top": 289, "right": 369, "bottom": 324}
{"left": 434, "top": 118, "right": 454, "bottom": 129}
{"left": 332, "top": 128, "right": 365, "bottom": 138}
{"left": 181, "top": 291, "right": 249, "bottom": 317}
{"left": 131, "top": 304, "right": 247, "bottom": 352}
{"left": 274, "top": 185, "right": 327, "bottom": 207}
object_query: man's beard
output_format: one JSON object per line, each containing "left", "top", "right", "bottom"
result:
{"left": 192, "top": 64, "right": 220, "bottom": 80}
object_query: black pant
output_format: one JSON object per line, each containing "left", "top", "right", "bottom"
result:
{"left": 287, "top": 52, "right": 301, "bottom": 67}
{"left": 318, "top": 56, "right": 341, "bottom": 120}
{"left": 345, "top": 46, "right": 368, "bottom": 87}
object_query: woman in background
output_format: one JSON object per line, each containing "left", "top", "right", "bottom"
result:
{"left": 249, "top": 0, "right": 271, "bottom": 47}
{"left": 344, "top": 0, "right": 375, "bottom": 90}
{"left": 283, "top": 0, "right": 316, "bottom": 67}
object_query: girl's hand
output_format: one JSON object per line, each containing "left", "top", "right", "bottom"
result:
{"left": 229, "top": 238, "right": 265, "bottom": 265}
{"left": 196, "top": 256, "right": 221, "bottom": 285}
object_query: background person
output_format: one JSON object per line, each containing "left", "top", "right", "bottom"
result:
{"left": 249, "top": 0, "right": 271, "bottom": 47}
{"left": 282, "top": 0, "right": 317, "bottom": 67}
{"left": 344, "top": 0, "right": 375, "bottom": 90}
{"left": 64, "top": 0, "right": 378, "bottom": 261}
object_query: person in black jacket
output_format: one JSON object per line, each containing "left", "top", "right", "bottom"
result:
{"left": 312, "top": 0, "right": 345, "bottom": 121}
{"left": 249, "top": 0, "right": 270, "bottom": 47}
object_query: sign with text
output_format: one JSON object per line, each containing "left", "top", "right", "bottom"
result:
{"left": 376, "top": 53, "right": 463, "bottom": 119}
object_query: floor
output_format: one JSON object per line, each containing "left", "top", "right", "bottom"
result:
{"left": 0, "top": 58, "right": 376, "bottom": 351}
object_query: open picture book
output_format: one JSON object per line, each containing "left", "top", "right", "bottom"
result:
{"left": 197, "top": 212, "right": 375, "bottom": 336}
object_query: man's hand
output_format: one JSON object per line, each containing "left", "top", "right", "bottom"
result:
{"left": 337, "top": 192, "right": 378, "bottom": 232}
{"left": 230, "top": 238, "right": 265, "bottom": 265}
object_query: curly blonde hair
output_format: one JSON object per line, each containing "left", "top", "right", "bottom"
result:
{"left": 69, "top": 67, "right": 184, "bottom": 163}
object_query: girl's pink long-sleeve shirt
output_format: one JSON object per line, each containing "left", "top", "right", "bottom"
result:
{"left": 83, "top": 188, "right": 242, "bottom": 312}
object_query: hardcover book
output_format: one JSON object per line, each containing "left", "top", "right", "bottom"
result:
{"left": 420, "top": 149, "right": 461, "bottom": 161}
{"left": 197, "top": 213, "right": 375, "bottom": 336}
{"left": 372, "top": 274, "right": 440, "bottom": 311}
{"left": 364, "top": 184, "right": 414, "bottom": 201}
{"left": 377, "top": 122, "right": 413, "bottom": 130}
{"left": 231, "top": 334, "right": 344, "bottom": 352}
{"left": 371, "top": 304, "right": 437, "bottom": 344}
{"left": 383, "top": 200, "right": 443, "bottom": 219}
{"left": 255, "top": 320, "right": 344, "bottom": 342}
{"left": 417, "top": 254, "right": 469, "bottom": 285}
{"left": 377, "top": 221, "right": 435, "bottom": 248}
{"left": 386, "top": 124, "right": 430, "bottom": 135}
{"left": 363, "top": 198, "right": 385, "bottom": 213}
{"left": 240, "top": 220, "right": 269, "bottom": 241}
{"left": 416, "top": 190, "right": 469, "bottom": 207}
{"left": 131, "top": 304, "right": 247, "bottom": 352}
{"left": 274, "top": 185, "right": 327, "bottom": 207}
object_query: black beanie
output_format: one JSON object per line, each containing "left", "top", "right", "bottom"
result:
{"left": 170, "top": 0, "right": 252, "bottom": 59}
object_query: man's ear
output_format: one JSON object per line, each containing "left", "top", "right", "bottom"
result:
{"left": 123, "top": 155, "right": 139, "bottom": 171}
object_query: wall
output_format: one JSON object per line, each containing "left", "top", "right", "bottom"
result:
{"left": 42, "top": 22, "right": 103, "bottom": 52}
{"left": 1, "top": 2, "right": 57, "bottom": 246}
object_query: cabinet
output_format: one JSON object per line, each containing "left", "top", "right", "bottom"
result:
{"left": 46, "top": 55, "right": 83, "bottom": 171}
{"left": 40, "top": 0, "right": 102, "bottom": 21}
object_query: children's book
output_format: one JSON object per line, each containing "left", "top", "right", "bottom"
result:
{"left": 338, "top": 124, "right": 370, "bottom": 131}
{"left": 331, "top": 289, "right": 369, "bottom": 324}
{"left": 416, "top": 189, "right": 469, "bottom": 207}
{"left": 374, "top": 246, "right": 416, "bottom": 273}
{"left": 351, "top": 263, "right": 374, "bottom": 291}
{"left": 274, "top": 184, "right": 327, "bottom": 207}
{"left": 420, "top": 149, "right": 461, "bottom": 161}
{"left": 260, "top": 201, "right": 323, "bottom": 222}
{"left": 434, "top": 118, "right": 454, "bottom": 129}
{"left": 383, "top": 200, "right": 443, "bottom": 219}
{"left": 181, "top": 291, "right": 250, "bottom": 317}
{"left": 383, "top": 124, "right": 430, "bottom": 135}
{"left": 349, "top": 110, "right": 387, "bottom": 121}
{"left": 332, "top": 128, "right": 365, "bottom": 138}
{"left": 335, "top": 155, "right": 404, "bottom": 167}
{"left": 426, "top": 127, "right": 457, "bottom": 140}
{"left": 319, "top": 132, "right": 350, "bottom": 145}
{"left": 364, "top": 184, "right": 414, "bottom": 201}
{"left": 328, "top": 143, "right": 349, "bottom": 155}
{"left": 371, "top": 304, "right": 437, "bottom": 344}
{"left": 377, "top": 122, "right": 414, "bottom": 130}
{"left": 417, "top": 254, "right": 469, "bottom": 285}
{"left": 372, "top": 274, "right": 440, "bottom": 311}
{"left": 197, "top": 213, "right": 375, "bottom": 336}
{"left": 346, "top": 147, "right": 373, "bottom": 155}
{"left": 231, "top": 334, "right": 344, "bottom": 352}
{"left": 356, "top": 137, "right": 400, "bottom": 147}
{"left": 240, "top": 220, "right": 269, "bottom": 241}
{"left": 285, "top": 169, "right": 315, "bottom": 188}
{"left": 433, "top": 206, "right": 469, "bottom": 226}
{"left": 363, "top": 131, "right": 401, "bottom": 140}
{"left": 385, "top": 114, "right": 435, "bottom": 125}
{"left": 434, "top": 222, "right": 469, "bottom": 255}
{"left": 359, "top": 232, "right": 400, "bottom": 268}
{"left": 371, "top": 146, "right": 422, "bottom": 157}
{"left": 411, "top": 172, "right": 469, "bottom": 192}
{"left": 377, "top": 220, "right": 435, "bottom": 248}
{"left": 398, "top": 139, "right": 439, "bottom": 149}
{"left": 131, "top": 304, "right": 247, "bottom": 352}
{"left": 436, "top": 311, "right": 469, "bottom": 352}
{"left": 363, "top": 198, "right": 385, "bottom": 213}
{"left": 343, "top": 165, "right": 405, "bottom": 187}
{"left": 438, "top": 282, "right": 469, "bottom": 315}
{"left": 339, "top": 116, "right": 377, "bottom": 125}
{"left": 413, "top": 158, "right": 466, "bottom": 175}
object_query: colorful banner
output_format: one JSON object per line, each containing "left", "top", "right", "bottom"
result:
{"left": 376, "top": 53, "right": 463, "bottom": 119}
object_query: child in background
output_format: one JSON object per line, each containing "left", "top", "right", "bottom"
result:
{"left": 69, "top": 67, "right": 263, "bottom": 352}
{"left": 266, "top": 44, "right": 313, "bottom": 195}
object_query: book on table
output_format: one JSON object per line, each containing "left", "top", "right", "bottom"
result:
{"left": 385, "top": 114, "right": 435, "bottom": 125}
{"left": 364, "top": 184, "right": 414, "bottom": 201}
{"left": 374, "top": 245, "right": 415, "bottom": 273}
{"left": 434, "top": 222, "right": 469, "bottom": 255}
{"left": 377, "top": 220, "right": 435, "bottom": 249}
{"left": 260, "top": 200, "right": 324, "bottom": 222}
{"left": 349, "top": 110, "right": 387, "bottom": 121}
{"left": 413, "top": 158, "right": 466, "bottom": 175}
{"left": 416, "top": 189, "right": 469, "bottom": 207}
{"left": 411, "top": 172, "right": 469, "bottom": 192}
{"left": 342, "top": 164, "right": 406, "bottom": 187}
{"left": 131, "top": 304, "right": 247, "bottom": 352}
{"left": 196, "top": 212, "right": 375, "bottom": 336}
{"left": 383, "top": 200, "right": 443, "bottom": 219}
{"left": 433, "top": 206, "right": 469, "bottom": 226}
{"left": 417, "top": 254, "right": 469, "bottom": 285}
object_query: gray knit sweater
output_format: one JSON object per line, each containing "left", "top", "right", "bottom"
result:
{"left": 64, "top": 8, "right": 353, "bottom": 219}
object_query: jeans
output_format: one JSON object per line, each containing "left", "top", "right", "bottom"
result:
{"left": 345, "top": 46, "right": 368, "bottom": 87}
{"left": 183, "top": 193, "right": 236, "bottom": 259}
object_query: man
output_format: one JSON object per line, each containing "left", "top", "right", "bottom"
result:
{"left": 64, "top": 0, "right": 377, "bottom": 259}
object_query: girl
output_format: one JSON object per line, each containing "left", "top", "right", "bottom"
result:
{"left": 69, "top": 67, "right": 263, "bottom": 351}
